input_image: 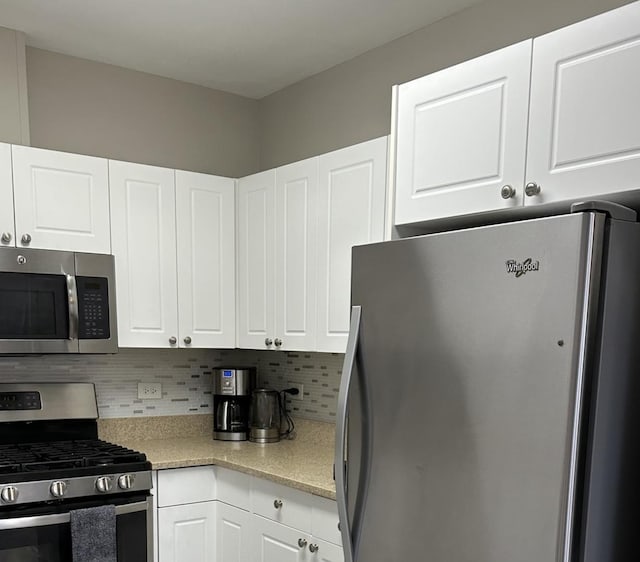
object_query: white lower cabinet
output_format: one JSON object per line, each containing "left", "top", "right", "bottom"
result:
{"left": 253, "top": 516, "right": 309, "bottom": 562}
{"left": 216, "top": 503, "right": 253, "bottom": 562}
{"left": 155, "top": 467, "right": 343, "bottom": 562}
{"left": 158, "top": 502, "right": 217, "bottom": 562}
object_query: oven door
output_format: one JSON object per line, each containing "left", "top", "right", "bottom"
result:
{"left": 0, "top": 496, "right": 152, "bottom": 562}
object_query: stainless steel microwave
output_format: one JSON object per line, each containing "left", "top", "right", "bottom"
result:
{"left": 0, "top": 248, "right": 117, "bottom": 353}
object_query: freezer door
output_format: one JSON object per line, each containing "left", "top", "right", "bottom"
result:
{"left": 346, "top": 212, "right": 603, "bottom": 562}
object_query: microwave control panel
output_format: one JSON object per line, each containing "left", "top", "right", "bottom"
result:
{"left": 77, "top": 276, "right": 111, "bottom": 339}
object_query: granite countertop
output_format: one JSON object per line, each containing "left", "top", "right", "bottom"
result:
{"left": 99, "top": 415, "right": 337, "bottom": 500}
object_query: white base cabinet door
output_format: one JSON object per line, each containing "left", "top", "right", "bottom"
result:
{"left": 307, "top": 538, "right": 343, "bottom": 562}
{"left": 11, "top": 145, "right": 111, "bottom": 253}
{"left": 394, "top": 41, "right": 531, "bottom": 225}
{"left": 316, "top": 137, "right": 387, "bottom": 353}
{"left": 253, "top": 516, "right": 308, "bottom": 562}
{"left": 237, "top": 170, "right": 276, "bottom": 350}
{"left": 526, "top": 1, "right": 640, "bottom": 205}
{"left": 109, "top": 161, "right": 179, "bottom": 348}
{"left": 158, "top": 502, "right": 216, "bottom": 562}
{"left": 216, "top": 503, "right": 253, "bottom": 562}
{"left": 176, "top": 171, "right": 236, "bottom": 349}
{"left": 0, "top": 143, "right": 14, "bottom": 248}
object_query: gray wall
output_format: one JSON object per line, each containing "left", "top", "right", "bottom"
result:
{"left": 26, "top": 48, "right": 260, "bottom": 178}
{"left": 257, "top": 0, "right": 634, "bottom": 169}
{"left": 0, "top": 26, "right": 29, "bottom": 145}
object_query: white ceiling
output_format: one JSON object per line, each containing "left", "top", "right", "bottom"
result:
{"left": 0, "top": 0, "right": 481, "bottom": 99}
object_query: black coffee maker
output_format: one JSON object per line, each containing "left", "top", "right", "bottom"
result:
{"left": 213, "top": 367, "right": 256, "bottom": 441}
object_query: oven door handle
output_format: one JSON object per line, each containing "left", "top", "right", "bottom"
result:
{"left": 0, "top": 500, "right": 149, "bottom": 530}
{"left": 66, "top": 273, "right": 79, "bottom": 341}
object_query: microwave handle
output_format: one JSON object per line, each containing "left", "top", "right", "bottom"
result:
{"left": 66, "top": 274, "right": 79, "bottom": 341}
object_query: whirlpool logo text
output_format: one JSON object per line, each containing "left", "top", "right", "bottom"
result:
{"left": 505, "top": 258, "right": 540, "bottom": 278}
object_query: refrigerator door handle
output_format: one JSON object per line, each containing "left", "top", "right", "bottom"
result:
{"left": 336, "top": 305, "right": 362, "bottom": 562}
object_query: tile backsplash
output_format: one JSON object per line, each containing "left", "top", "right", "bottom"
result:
{"left": 0, "top": 349, "right": 344, "bottom": 423}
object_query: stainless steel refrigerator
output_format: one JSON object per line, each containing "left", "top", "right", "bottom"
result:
{"left": 336, "top": 204, "right": 640, "bottom": 562}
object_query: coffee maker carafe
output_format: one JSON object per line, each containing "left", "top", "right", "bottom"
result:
{"left": 213, "top": 367, "right": 256, "bottom": 441}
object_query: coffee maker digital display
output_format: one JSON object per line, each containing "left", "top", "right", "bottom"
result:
{"left": 213, "top": 367, "right": 256, "bottom": 441}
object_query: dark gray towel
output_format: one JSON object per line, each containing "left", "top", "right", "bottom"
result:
{"left": 70, "top": 505, "right": 117, "bottom": 562}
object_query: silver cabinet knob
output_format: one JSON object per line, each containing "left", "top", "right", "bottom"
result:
{"left": 274, "top": 338, "right": 283, "bottom": 347}
{"left": 273, "top": 499, "right": 283, "bottom": 509}
{"left": 50, "top": 480, "right": 67, "bottom": 498}
{"left": 298, "top": 538, "right": 307, "bottom": 548}
{"left": 309, "top": 544, "right": 319, "bottom": 553}
{"left": 500, "top": 185, "right": 516, "bottom": 199}
{"left": 21, "top": 233, "right": 31, "bottom": 245}
{"left": 95, "top": 476, "right": 113, "bottom": 493}
{"left": 1, "top": 232, "right": 11, "bottom": 244}
{"left": 183, "top": 336, "right": 192, "bottom": 345}
{"left": 1, "top": 486, "right": 18, "bottom": 503}
{"left": 524, "top": 182, "right": 541, "bottom": 197}
{"left": 169, "top": 336, "right": 177, "bottom": 345}
{"left": 118, "top": 474, "right": 135, "bottom": 490}
{"left": 265, "top": 338, "right": 273, "bottom": 347}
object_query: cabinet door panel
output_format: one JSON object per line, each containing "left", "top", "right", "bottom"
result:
{"left": 217, "top": 503, "right": 252, "bottom": 562}
{"left": 158, "top": 503, "right": 216, "bottom": 562}
{"left": 176, "top": 171, "right": 235, "bottom": 348}
{"left": 12, "top": 146, "right": 110, "bottom": 253}
{"left": 527, "top": 2, "right": 640, "bottom": 204}
{"left": 237, "top": 170, "right": 276, "bottom": 350}
{"left": 308, "top": 538, "right": 343, "bottom": 562}
{"left": 275, "top": 158, "right": 318, "bottom": 351}
{"left": 253, "top": 516, "right": 307, "bottom": 562}
{"left": 317, "top": 138, "right": 387, "bottom": 353}
{"left": 0, "top": 143, "right": 14, "bottom": 248}
{"left": 110, "top": 161, "right": 178, "bottom": 348}
{"left": 394, "top": 40, "right": 531, "bottom": 224}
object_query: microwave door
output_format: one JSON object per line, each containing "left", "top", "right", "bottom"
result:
{"left": 0, "top": 248, "right": 79, "bottom": 353}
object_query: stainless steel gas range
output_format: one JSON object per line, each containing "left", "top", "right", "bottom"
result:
{"left": 0, "top": 383, "right": 152, "bottom": 561}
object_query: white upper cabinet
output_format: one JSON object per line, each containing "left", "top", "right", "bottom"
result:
{"left": 176, "top": 171, "right": 236, "bottom": 349}
{"left": 316, "top": 137, "right": 387, "bottom": 353}
{"left": 394, "top": 2, "right": 640, "bottom": 225}
{"left": 0, "top": 143, "right": 14, "bottom": 248}
{"left": 11, "top": 145, "right": 111, "bottom": 253}
{"left": 394, "top": 41, "right": 532, "bottom": 225}
{"left": 275, "top": 158, "right": 318, "bottom": 351}
{"left": 109, "top": 161, "right": 179, "bottom": 348}
{"left": 526, "top": 1, "right": 640, "bottom": 204}
{"left": 237, "top": 170, "right": 276, "bottom": 350}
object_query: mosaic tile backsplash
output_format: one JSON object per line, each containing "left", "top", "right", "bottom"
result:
{"left": 0, "top": 349, "right": 344, "bottom": 423}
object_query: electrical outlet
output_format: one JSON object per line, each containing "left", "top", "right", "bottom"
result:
{"left": 137, "top": 382, "right": 162, "bottom": 400}
{"left": 288, "top": 383, "right": 303, "bottom": 401}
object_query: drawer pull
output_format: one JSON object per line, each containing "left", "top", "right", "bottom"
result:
{"left": 309, "top": 544, "right": 319, "bottom": 553}
{"left": 298, "top": 538, "right": 307, "bottom": 548}
{"left": 273, "top": 499, "right": 283, "bottom": 509}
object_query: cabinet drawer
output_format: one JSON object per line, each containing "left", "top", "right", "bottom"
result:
{"left": 251, "top": 477, "right": 312, "bottom": 532}
{"left": 311, "top": 496, "right": 342, "bottom": 546}
{"left": 157, "top": 466, "right": 216, "bottom": 507}
{"left": 216, "top": 466, "right": 251, "bottom": 511}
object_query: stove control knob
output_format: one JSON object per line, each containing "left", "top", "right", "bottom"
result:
{"left": 50, "top": 480, "right": 68, "bottom": 498}
{"left": 118, "top": 474, "right": 135, "bottom": 490}
{"left": 1, "top": 486, "right": 18, "bottom": 504}
{"left": 95, "top": 476, "right": 113, "bottom": 493}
